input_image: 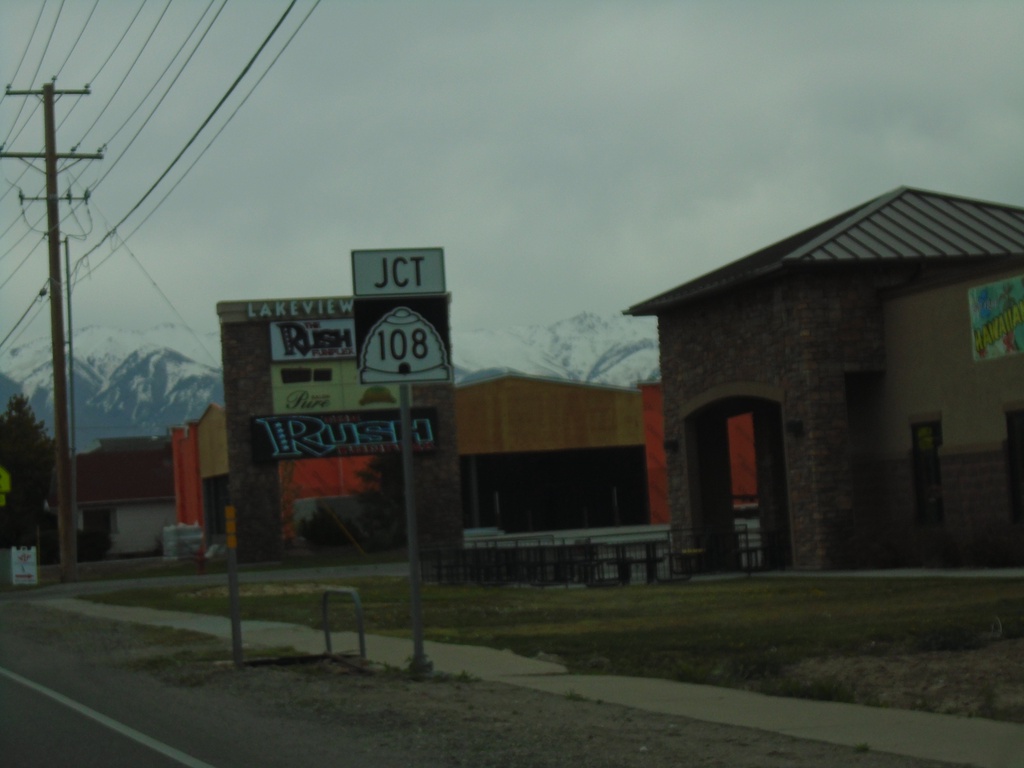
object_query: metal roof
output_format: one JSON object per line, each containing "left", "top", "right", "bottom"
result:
{"left": 627, "top": 187, "right": 1024, "bottom": 316}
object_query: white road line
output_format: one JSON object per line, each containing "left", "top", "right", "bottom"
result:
{"left": 0, "top": 665, "right": 219, "bottom": 768}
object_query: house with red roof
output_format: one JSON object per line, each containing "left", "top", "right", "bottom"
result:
{"left": 73, "top": 436, "right": 176, "bottom": 556}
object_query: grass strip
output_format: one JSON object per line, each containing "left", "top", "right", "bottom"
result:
{"left": 87, "top": 575, "right": 1024, "bottom": 687}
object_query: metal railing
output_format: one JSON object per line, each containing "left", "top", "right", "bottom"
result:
{"left": 322, "top": 587, "right": 366, "bottom": 658}
{"left": 422, "top": 526, "right": 789, "bottom": 586}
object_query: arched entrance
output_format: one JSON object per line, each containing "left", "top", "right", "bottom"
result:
{"left": 685, "top": 396, "right": 791, "bottom": 569}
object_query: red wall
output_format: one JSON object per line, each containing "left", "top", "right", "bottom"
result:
{"left": 282, "top": 456, "right": 375, "bottom": 499}
{"left": 171, "top": 424, "right": 203, "bottom": 527}
{"left": 174, "top": 422, "right": 377, "bottom": 534}
{"left": 727, "top": 412, "right": 758, "bottom": 504}
{"left": 640, "top": 383, "right": 670, "bottom": 525}
{"left": 640, "top": 383, "right": 758, "bottom": 526}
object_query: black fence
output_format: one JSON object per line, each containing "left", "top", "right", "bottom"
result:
{"left": 421, "top": 526, "right": 790, "bottom": 586}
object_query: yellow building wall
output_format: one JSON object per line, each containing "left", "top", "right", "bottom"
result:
{"left": 873, "top": 265, "right": 1024, "bottom": 456}
{"left": 456, "top": 376, "right": 644, "bottom": 455}
{"left": 197, "top": 404, "right": 229, "bottom": 478}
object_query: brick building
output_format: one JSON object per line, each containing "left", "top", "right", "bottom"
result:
{"left": 216, "top": 298, "right": 461, "bottom": 563}
{"left": 628, "top": 187, "right": 1024, "bottom": 569}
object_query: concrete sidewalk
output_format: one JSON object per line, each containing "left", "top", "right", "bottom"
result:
{"left": 28, "top": 597, "right": 1024, "bottom": 768}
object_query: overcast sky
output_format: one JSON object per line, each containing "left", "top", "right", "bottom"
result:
{"left": 3, "top": 0, "right": 1024, "bottom": 359}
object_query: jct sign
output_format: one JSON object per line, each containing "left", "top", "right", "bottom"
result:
{"left": 352, "top": 248, "right": 445, "bottom": 297}
{"left": 352, "top": 248, "right": 452, "bottom": 386}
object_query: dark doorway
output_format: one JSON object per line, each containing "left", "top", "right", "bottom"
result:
{"left": 687, "top": 398, "right": 790, "bottom": 568}
{"left": 203, "top": 475, "right": 230, "bottom": 538}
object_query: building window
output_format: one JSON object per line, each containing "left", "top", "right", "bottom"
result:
{"left": 280, "top": 367, "right": 333, "bottom": 384}
{"left": 1009, "top": 411, "right": 1024, "bottom": 524}
{"left": 203, "top": 476, "right": 230, "bottom": 537}
{"left": 82, "top": 508, "right": 116, "bottom": 534}
{"left": 912, "top": 422, "right": 944, "bottom": 525}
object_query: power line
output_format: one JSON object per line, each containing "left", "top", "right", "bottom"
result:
{"left": 69, "top": 0, "right": 174, "bottom": 150}
{"left": 87, "top": 0, "right": 225, "bottom": 192}
{"left": 0, "top": 232, "right": 45, "bottom": 292}
{"left": 85, "top": 0, "right": 149, "bottom": 85}
{"left": 0, "top": 281, "right": 48, "bottom": 351}
{"left": 0, "top": 1, "right": 46, "bottom": 112}
{"left": 1, "top": 0, "right": 67, "bottom": 149}
{"left": 107, "top": 229, "right": 218, "bottom": 365}
{"left": 93, "top": 1, "right": 220, "bottom": 150}
{"left": 52, "top": 0, "right": 149, "bottom": 135}
{"left": 53, "top": 0, "right": 100, "bottom": 81}
{"left": 103, "top": 0, "right": 321, "bottom": 251}
{"left": 73, "top": 0, "right": 302, "bottom": 270}
{"left": 67, "top": 0, "right": 319, "bottom": 368}
{"left": 1, "top": 0, "right": 147, "bottom": 245}
{"left": 35, "top": 0, "right": 68, "bottom": 79}
{"left": 4, "top": 1, "right": 320, "bottom": 356}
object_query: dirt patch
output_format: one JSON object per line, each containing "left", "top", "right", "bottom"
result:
{"left": 183, "top": 582, "right": 340, "bottom": 598}
{"left": 0, "top": 601, "right": 974, "bottom": 768}
{"left": 774, "top": 637, "right": 1024, "bottom": 721}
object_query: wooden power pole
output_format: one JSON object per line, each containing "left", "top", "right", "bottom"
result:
{"left": 2, "top": 82, "right": 102, "bottom": 582}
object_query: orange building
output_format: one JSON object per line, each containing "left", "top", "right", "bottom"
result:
{"left": 172, "top": 375, "right": 758, "bottom": 542}
{"left": 172, "top": 404, "right": 374, "bottom": 543}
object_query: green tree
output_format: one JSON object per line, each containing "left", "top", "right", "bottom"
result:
{"left": 0, "top": 395, "right": 55, "bottom": 549}
{"left": 354, "top": 454, "right": 406, "bottom": 551}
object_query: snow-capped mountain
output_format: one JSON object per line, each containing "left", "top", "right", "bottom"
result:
{"left": 0, "top": 313, "right": 660, "bottom": 447}
{"left": 452, "top": 312, "right": 659, "bottom": 385}
{"left": 0, "top": 325, "right": 224, "bottom": 450}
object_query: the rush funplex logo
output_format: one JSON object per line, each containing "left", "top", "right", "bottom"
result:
{"left": 271, "top": 319, "right": 355, "bottom": 361}
{"left": 251, "top": 410, "right": 438, "bottom": 461}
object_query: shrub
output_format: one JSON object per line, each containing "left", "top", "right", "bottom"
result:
{"left": 911, "top": 626, "right": 985, "bottom": 652}
{"left": 763, "top": 676, "right": 856, "bottom": 703}
{"left": 77, "top": 530, "right": 112, "bottom": 562}
{"left": 297, "top": 507, "right": 352, "bottom": 548}
{"left": 32, "top": 527, "right": 111, "bottom": 563}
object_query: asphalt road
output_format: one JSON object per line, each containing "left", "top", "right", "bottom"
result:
{"left": 0, "top": 669, "right": 192, "bottom": 767}
{"left": 0, "top": 603, "right": 437, "bottom": 768}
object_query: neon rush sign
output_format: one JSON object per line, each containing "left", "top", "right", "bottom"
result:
{"left": 251, "top": 409, "right": 438, "bottom": 461}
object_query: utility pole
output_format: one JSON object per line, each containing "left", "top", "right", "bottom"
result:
{"left": 2, "top": 82, "right": 102, "bottom": 582}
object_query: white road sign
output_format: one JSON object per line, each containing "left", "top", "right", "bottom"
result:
{"left": 352, "top": 248, "right": 446, "bottom": 297}
{"left": 354, "top": 296, "right": 452, "bottom": 384}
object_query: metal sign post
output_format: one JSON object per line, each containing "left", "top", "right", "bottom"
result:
{"left": 400, "top": 383, "right": 433, "bottom": 677}
{"left": 352, "top": 248, "right": 450, "bottom": 678}
{"left": 225, "top": 505, "right": 244, "bottom": 667}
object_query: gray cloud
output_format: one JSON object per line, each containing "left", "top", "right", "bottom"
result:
{"left": 3, "top": 0, "right": 1023, "bottom": 345}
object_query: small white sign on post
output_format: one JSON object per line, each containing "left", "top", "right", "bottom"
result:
{"left": 5, "top": 546, "right": 38, "bottom": 586}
